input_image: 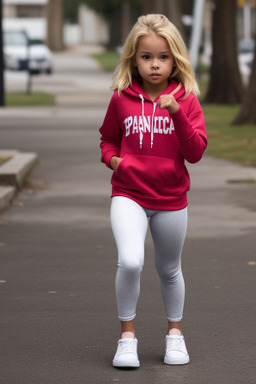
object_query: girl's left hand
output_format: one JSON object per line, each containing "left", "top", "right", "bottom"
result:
{"left": 158, "top": 94, "right": 179, "bottom": 114}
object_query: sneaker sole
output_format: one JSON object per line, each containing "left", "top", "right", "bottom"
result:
{"left": 112, "top": 359, "right": 140, "bottom": 368}
{"left": 164, "top": 356, "right": 190, "bottom": 365}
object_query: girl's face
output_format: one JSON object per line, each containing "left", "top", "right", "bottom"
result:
{"left": 134, "top": 32, "right": 174, "bottom": 94}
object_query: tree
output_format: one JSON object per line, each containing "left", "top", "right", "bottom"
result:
{"left": 47, "top": 0, "right": 64, "bottom": 51}
{"left": 106, "top": 1, "right": 134, "bottom": 45}
{"left": 63, "top": 0, "right": 81, "bottom": 23}
{"left": 141, "top": 0, "right": 185, "bottom": 38}
{"left": 204, "top": 0, "right": 243, "bottom": 104}
{"left": 62, "top": 0, "right": 189, "bottom": 46}
{"left": 233, "top": 41, "right": 256, "bottom": 124}
{"left": 63, "top": 0, "right": 140, "bottom": 46}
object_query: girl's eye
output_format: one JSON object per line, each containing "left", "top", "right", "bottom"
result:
{"left": 161, "top": 55, "right": 168, "bottom": 60}
{"left": 142, "top": 55, "right": 150, "bottom": 60}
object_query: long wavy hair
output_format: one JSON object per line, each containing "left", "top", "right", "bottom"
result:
{"left": 112, "top": 14, "right": 199, "bottom": 97}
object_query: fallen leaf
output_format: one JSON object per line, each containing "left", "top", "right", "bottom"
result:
{"left": 24, "top": 189, "right": 35, "bottom": 194}
{"left": 247, "top": 261, "right": 256, "bottom": 266}
{"left": 0, "top": 243, "right": 6, "bottom": 247}
{"left": 12, "top": 201, "right": 24, "bottom": 207}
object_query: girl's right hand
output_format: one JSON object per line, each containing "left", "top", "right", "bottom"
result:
{"left": 110, "top": 156, "right": 123, "bottom": 171}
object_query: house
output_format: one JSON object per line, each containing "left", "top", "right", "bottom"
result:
{"left": 3, "top": 0, "right": 109, "bottom": 46}
{"left": 3, "top": 0, "right": 48, "bottom": 39}
{"left": 3, "top": 0, "right": 47, "bottom": 18}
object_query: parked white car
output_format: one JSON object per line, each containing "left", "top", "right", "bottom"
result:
{"left": 3, "top": 29, "right": 53, "bottom": 75}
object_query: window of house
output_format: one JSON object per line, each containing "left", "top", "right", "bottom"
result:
{"left": 17, "top": 5, "right": 44, "bottom": 18}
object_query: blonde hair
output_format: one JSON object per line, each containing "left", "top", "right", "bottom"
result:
{"left": 112, "top": 14, "right": 199, "bottom": 97}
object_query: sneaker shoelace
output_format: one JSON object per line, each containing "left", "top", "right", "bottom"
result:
{"left": 167, "top": 337, "right": 184, "bottom": 352}
{"left": 118, "top": 340, "right": 135, "bottom": 353}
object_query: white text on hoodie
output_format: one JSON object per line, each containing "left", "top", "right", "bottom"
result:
{"left": 124, "top": 115, "right": 175, "bottom": 137}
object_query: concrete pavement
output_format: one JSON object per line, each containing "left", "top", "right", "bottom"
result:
{"left": 0, "top": 50, "right": 256, "bottom": 383}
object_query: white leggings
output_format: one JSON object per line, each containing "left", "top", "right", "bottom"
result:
{"left": 110, "top": 196, "right": 188, "bottom": 322}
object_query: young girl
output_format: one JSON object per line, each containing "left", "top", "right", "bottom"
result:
{"left": 99, "top": 14, "right": 207, "bottom": 368}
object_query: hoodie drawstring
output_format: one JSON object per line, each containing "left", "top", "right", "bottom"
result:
{"left": 139, "top": 94, "right": 144, "bottom": 149}
{"left": 151, "top": 102, "right": 157, "bottom": 149}
{"left": 139, "top": 95, "right": 157, "bottom": 150}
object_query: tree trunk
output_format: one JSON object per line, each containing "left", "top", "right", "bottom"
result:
{"left": 121, "top": 1, "right": 132, "bottom": 42}
{"left": 140, "top": 0, "right": 184, "bottom": 36}
{"left": 108, "top": 7, "right": 122, "bottom": 47}
{"left": 204, "top": 0, "right": 243, "bottom": 104}
{"left": 167, "top": 1, "right": 185, "bottom": 39}
{"left": 46, "top": 0, "right": 64, "bottom": 51}
{"left": 140, "top": 0, "right": 189, "bottom": 17}
{"left": 233, "top": 42, "right": 256, "bottom": 124}
{"left": 141, "top": 0, "right": 167, "bottom": 14}
{"left": 0, "top": 0, "right": 5, "bottom": 106}
{"left": 141, "top": 0, "right": 156, "bottom": 14}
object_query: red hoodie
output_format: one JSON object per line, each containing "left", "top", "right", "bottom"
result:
{"left": 99, "top": 79, "right": 207, "bottom": 210}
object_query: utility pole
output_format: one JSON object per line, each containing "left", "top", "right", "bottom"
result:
{"left": 243, "top": 1, "right": 252, "bottom": 41}
{"left": 190, "top": 0, "right": 206, "bottom": 71}
{"left": 0, "top": 0, "right": 5, "bottom": 106}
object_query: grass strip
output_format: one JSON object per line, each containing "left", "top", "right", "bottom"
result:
{"left": 6, "top": 92, "right": 55, "bottom": 107}
{"left": 202, "top": 104, "right": 256, "bottom": 166}
{"left": 92, "top": 50, "right": 120, "bottom": 71}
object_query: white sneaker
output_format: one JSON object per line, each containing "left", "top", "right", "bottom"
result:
{"left": 164, "top": 335, "right": 190, "bottom": 365}
{"left": 112, "top": 338, "right": 140, "bottom": 368}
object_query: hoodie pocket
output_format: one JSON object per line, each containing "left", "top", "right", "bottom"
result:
{"left": 112, "top": 154, "right": 179, "bottom": 198}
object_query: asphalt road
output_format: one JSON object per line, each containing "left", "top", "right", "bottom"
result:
{"left": 1, "top": 51, "right": 256, "bottom": 384}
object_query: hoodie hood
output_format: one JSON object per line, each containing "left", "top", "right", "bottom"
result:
{"left": 124, "top": 78, "right": 186, "bottom": 101}
{"left": 122, "top": 78, "right": 186, "bottom": 149}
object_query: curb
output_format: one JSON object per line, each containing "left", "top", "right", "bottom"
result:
{"left": 0, "top": 151, "right": 38, "bottom": 213}
{"left": 0, "top": 186, "right": 16, "bottom": 212}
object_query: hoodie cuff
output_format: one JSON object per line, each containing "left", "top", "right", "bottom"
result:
{"left": 103, "top": 151, "right": 120, "bottom": 169}
{"left": 170, "top": 107, "right": 194, "bottom": 142}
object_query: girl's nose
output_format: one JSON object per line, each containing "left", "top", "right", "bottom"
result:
{"left": 151, "top": 62, "right": 159, "bottom": 70}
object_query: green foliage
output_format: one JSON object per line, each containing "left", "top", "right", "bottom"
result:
{"left": 85, "top": 0, "right": 141, "bottom": 18}
{"left": 63, "top": 0, "right": 141, "bottom": 22}
{"left": 63, "top": 0, "right": 83, "bottom": 22}
{"left": 63, "top": 0, "right": 192, "bottom": 24}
